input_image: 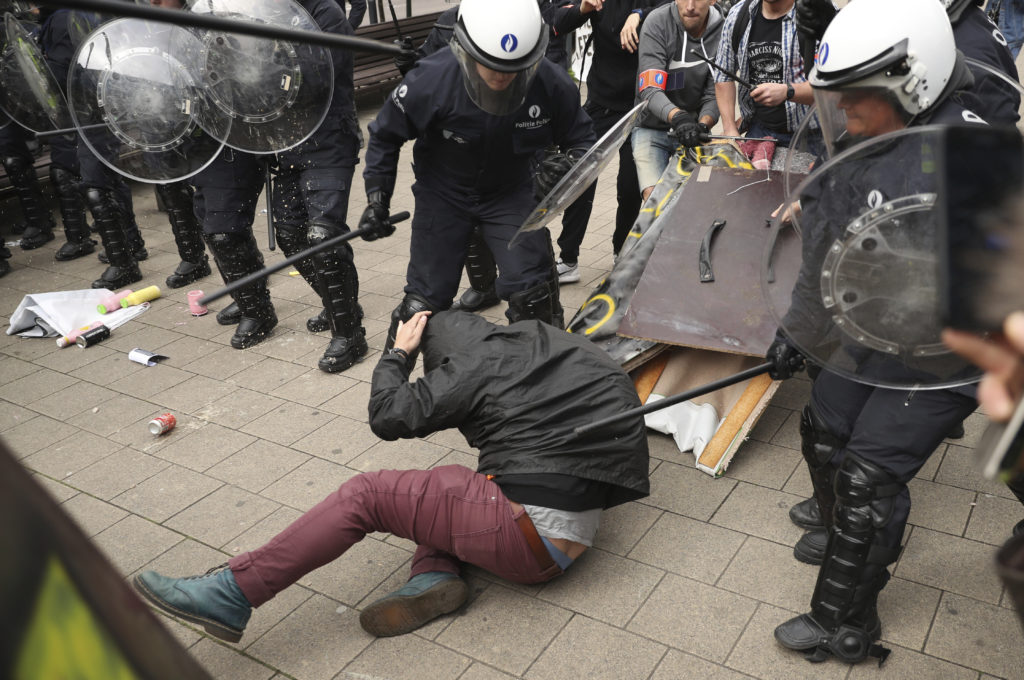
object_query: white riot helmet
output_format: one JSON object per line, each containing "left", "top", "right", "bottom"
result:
{"left": 451, "top": 0, "right": 548, "bottom": 115}
{"left": 811, "top": 0, "right": 955, "bottom": 116}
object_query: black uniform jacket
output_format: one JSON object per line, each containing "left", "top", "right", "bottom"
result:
{"left": 367, "top": 311, "right": 650, "bottom": 509}
{"left": 363, "top": 48, "right": 595, "bottom": 202}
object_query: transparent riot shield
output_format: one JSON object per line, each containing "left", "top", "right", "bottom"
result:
{"left": 0, "top": 12, "right": 72, "bottom": 132}
{"left": 762, "top": 125, "right": 990, "bottom": 389}
{"left": 188, "top": 0, "right": 333, "bottom": 154}
{"left": 510, "top": 101, "right": 647, "bottom": 246}
{"left": 68, "top": 18, "right": 226, "bottom": 183}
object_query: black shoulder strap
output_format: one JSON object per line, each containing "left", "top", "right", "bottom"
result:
{"left": 731, "top": 0, "right": 759, "bottom": 54}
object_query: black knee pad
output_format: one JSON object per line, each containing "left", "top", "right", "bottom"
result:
{"left": 49, "top": 166, "right": 79, "bottom": 195}
{"left": 834, "top": 454, "right": 900, "bottom": 534}
{"left": 156, "top": 182, "right": 195, "bottom": 213}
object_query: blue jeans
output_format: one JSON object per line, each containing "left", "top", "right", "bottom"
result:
{"left": 999, "top": 0, "right": 1024, "bottom": 60}
{"left": 746, "top": 120, "right": 794, "bottom": 148}
{"left": 631, "top": 127, "right": 678, "bottom": 192}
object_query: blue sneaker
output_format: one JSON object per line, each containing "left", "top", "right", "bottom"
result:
{"left": 359, "top": 571, "right": 468, "bottom": 637}
{"left": 133, "top": 564, "right": 252, "bottom": 643}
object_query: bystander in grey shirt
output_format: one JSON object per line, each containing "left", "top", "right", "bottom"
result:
{"left": 635, "top": 3, "right": 725, "bottom": 129}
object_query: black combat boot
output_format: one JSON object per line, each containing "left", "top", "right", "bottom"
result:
{"left": 451, "top": 227, "right": 499, "bottom": 313}
{"left": 506, "top": 274, "right": 564, "bottom": 328}
{"left": 309, "top": 222, "right": 367, "bottom": 373}
{"left": 0, "top": 245, "right": 11, "bottom": 278}
{"left": 217, "top": 302, "right": 243, "bottom": 326}
{"left": 206, "top": 232, "right": 277, "bottom": 349}
{"left": 86, "top": 188, "right": 142, "bottom": 289}
{"left": 775, "top": 454, "right": 901, "bottom": 665}
{"left": 51, "top": 167, "right": 96, "bottom": 261}
{"left": 4, "top": 153, "right": 55, "bottom": 250}
{"left": 157, "top": 182, "right": 211, "bottom": 288}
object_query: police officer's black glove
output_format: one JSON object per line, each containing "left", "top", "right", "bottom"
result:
{"left": 533, "top": 147, "right": 581, "bottom": 202}
{"left": 359, "top": 191, "right": 393, "bottom": 241}
{"left": 394, "top": 36, "right": 418, "bottom": 76}
{"left": 795, "top": 0, "right": 837, "bottom": 46}
{"left": 670, "top": 119, "right": 711, "bottom": 148}
{"left": 765, "top": 338, "right": 806, "bottom": 380}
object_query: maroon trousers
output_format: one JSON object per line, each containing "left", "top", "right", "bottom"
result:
{"left": 229, "top": 465, "right": 560, "bottom": 607}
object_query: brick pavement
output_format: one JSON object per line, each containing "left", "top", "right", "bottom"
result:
{"left": 2, "top": 107, "right": 1023, "bottom": 679}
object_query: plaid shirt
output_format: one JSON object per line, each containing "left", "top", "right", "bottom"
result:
{"left": 713, "top": 0, "right": 811, "bottom": 133}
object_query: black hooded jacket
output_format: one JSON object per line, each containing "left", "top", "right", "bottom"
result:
{"left": 368, "top": 312, "right": 650, "bottom": 509}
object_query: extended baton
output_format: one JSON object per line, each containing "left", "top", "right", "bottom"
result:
{"left": 688, "top": 49, "right": 753, "bottom": 90}
{"left": 572, "top": 362, "right": 773, "bottom": 437}
{"left": 198, "top": 211, "right": 410, "bottom": 306}
{"left": 265, "top": 164, "right": 275, "bottom": 252}
{"left": 385, "top": 0, "right": 404, "bottom": 38}
{"left": 38, "top": 0, "right": 405, "bottom": 56}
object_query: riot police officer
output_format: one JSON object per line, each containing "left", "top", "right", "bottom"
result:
{"left": 361, "top": 0, "right": 595, "bottom": 350}
{"left": 766, "top": 0, "right": 988, "bottom": 664}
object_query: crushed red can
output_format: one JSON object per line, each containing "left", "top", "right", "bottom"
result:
{"left": 148, "top": 413, "right": 177, "bottom": 436}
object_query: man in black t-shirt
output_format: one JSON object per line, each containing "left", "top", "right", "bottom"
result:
{"left": 714, "top": 0, "right": 813, "bottom": 146}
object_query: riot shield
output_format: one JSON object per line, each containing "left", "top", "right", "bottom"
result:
{"left": 510, "top": 101, "right": 647, "bottom": 246}
{"left": 0, "top": 12, "right": 72, "bottom": 132}
{"left": 188, "top": 0, "right": 333, "bottom": 154}
{"left": 68, "top": 18, "right": 226, "bottom": 183}
{"left": 763, "top": 126, "right": 985, "bottom": 389}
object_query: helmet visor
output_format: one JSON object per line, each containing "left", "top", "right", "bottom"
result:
{"left": 451, "top": 38, "right": 539, "bottom": 116}
{"left": 811, "top": 86, "right": 908, "bottom": 156}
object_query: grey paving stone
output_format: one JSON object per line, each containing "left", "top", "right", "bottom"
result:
{"left": 193, "top": 388, "right": 285, "bottom": 429}
{"left": 717, "top": 537, "right": 817, "bottom": 612}
{"left": 2, "top": 414, "right": 80, "bottom": 458}
{"left": 319, "top": 381, "right": 372, "bottom": 420}
{"left": 722, "top": 439, "right": 802, "bottom": 490}
{"left": 241, "top": 584, "right": 315, "bottom": 650}
{"left": 0, "top": 399, "right": 35, "bottom": 432}
{"left": 526, "top": 615, "right": 665, "bottom": 680}
{"left": 537, "top": 549, "right": 663, "bottom": 626}
{"left": 154, "top": 423, "right": 256, "bottom": 472}
{"left": 190, "top": 638, "right": 276, "bottom": 680}
{"left": 437, "top": 584, "right": 572, "bottom": 677}
{"left": 769, "top": 409, "right": 802, "bottom": 451}
{"left": 651, "top": 649, "right": 750, "bottom": 680}
{"left": 629, "top": 573, "right": 758, "bottom": 663}
{"left": 248, "top": 329, "right": 325, "bottom": 363}
{"left": 63, "top": 447, "right": 169, "bottom": 500}
{"left": 206, "top": 440, "right": 310, "bottom": 494}
{"left": 67, "top": 394, "right": 164, "bottom": 438}
{"left": 725, "top": 604, "right": 849, "bottom": 680}
{"left": 104, "top": 323, "right": 187, "bottom": 355}
{"left": 271, "top": 368, "right": 358, "bottom": 408}
{"left": 344, "top": 628, "right": 473, "bottom": 680}
{"left": 0, "top": 366, "right": 78, "bottom": 403}
{"left": 182, "top": 345, "right": 266, "bottom": 381}
{"left": 345, "top": 437, "right": 449, "bottom": 474}
{"left": 225, "top": 356, "right": 309, "bottom": 394}
{"left": 629, "top": 511, "right": 745, "bottom": 584}
{"left": 105, "top": 364, "right": 196, "bottom": 402}
{"left": 877, "top": 577, "right": 942, "bottom": 652}
{"left": 113, "top": 464, "right": 223, "bottom": 523}
{"left": 135, "top": 537, "right": 231, "bottom": 580}
{"left": 767, "top": 376, "right": 812, "bottom": 411}
{"left": 68, "top": 351, "right": 147, "bottom": 386}
{"left": 260, "top": 458, "right": 356, "bottom": 512}
{"left": 245, "top": 594, "right": 373, "bottom": 680}
{"left": 152, "top": 375, "right": 239, "bottom": 414}
{"left": 32, "top": 473, "right": 78, "bottom": 502}
{"left": 109, "top": 409, "right": 204, "bottom": 454}
{"left": 2, "top": 334, "right": 61, "bottom": 361}
{"left": 166, "top": 484, "right": 281, "bottom": 548}
{"left": 966, "top": 492, "right": 1024, "bottom": 546}
{"left": 222, "top": 505, "right": 305, "bottom": 554}
{"left": 936, "top": 443, "right": 1016, "bottom": 500}
{"left": 896, "top": 527, "right": 1005, "bottom": 604}
{"left": 27, "top": 381, "right": 118, "bottom": 421}
{"left": 30, "top": 342, "right": 115, "bottom": 373}
{"left": 926, "top": 592, "right": 1024, "bottom": 680}
{"left": 906, "top": 478, "right": 975, "bottom": 536}
{"left": 22, "top": 429, "right": 120, "bottom": 478}
{"left": 93, "top": 514, "right": 183, "bottom": 574}
{"left": 290, "top": 414, "right": 380, "bottom": 464}
{"left": 295, "top": 536, "right": 410, "bottom": 607}
{"left": 0, "top": 355, "right": 39, "bottom": 382}
{"left": 591, "top": 500, "right": 662, "bottom": 556}
{"left": 155, "top": 335, "right": 225, "bottom": 368}
{"left": 242, "top": 403, "right": 337, "bottom": 447}
{"left": 747, "top": 405, "right": 789, "bottom": 444}
{"left": 711, "top": 483, "right": 809, "bottom": 546}
{"left": 61, "top": 493, "right": 130, "bottom": 537}
{"left": 642, "top": 460, "right": 737, "bottom": 522}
